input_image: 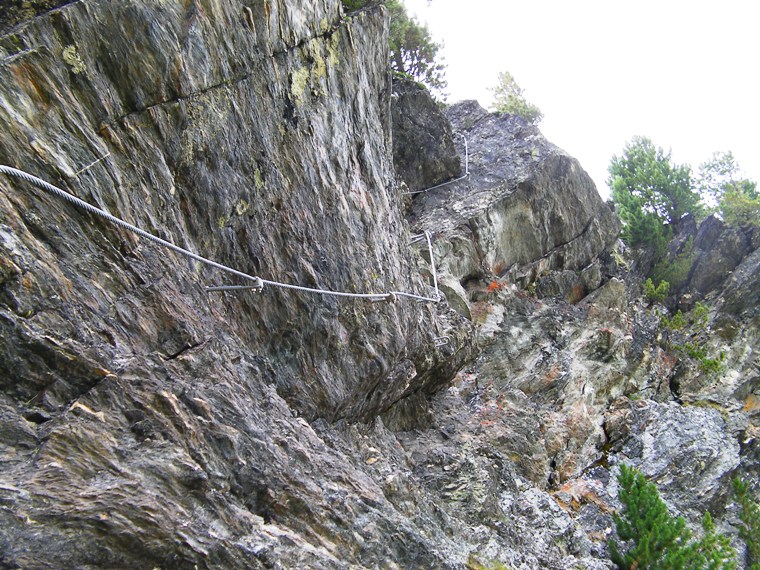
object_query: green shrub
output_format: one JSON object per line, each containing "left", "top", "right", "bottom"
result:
{"left": 683, "top": 342, "right": 708, "bottom": 360}
{"left": 659, "top": 303, "right": 723, "bottom": 374}
{"left": 694, "top": 302, "right": 710, "bottom": 329}
{"left": 644, "top": 278, "right": 670, "bottom": 303}
{"left": 651, "top": 238, "right": 696, "bottom": 291}
{"left": 489, "top": 71, "right": 543, "bottom": 125}
{"left": 697, "top": 355, "right": 724, "bottom": 375}
{"left": 721, "top": 187, "right": 760, "bottom": 228}
{"left": 733, "top": 477, "right": 760, "bottom": 569}
{"left": 610, "top": 464, "right": 736, "bottom": 569}
{"left": 661, "top": 309, "right": 686, "bottom": 331}
{"left": 609, "top": 137, "right": 702, "bottom": 258}
{"left": 696, "top": 151, "right": 759, "bottom": 228}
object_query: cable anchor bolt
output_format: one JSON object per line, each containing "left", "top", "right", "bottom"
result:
{"left": 433, "top": 336, "right": 451, "bottom": 348}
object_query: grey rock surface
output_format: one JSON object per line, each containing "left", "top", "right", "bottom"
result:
{"left": 410, "top": 101, "right": 619, "bottom": 295}
{"left": 0, "top": 2, "right": 474, "bottom": 567}
{"left": 391, "top": 77, "right": 461, "bottom": 193}
{"left": 671, "top": 214, "right": 758, "bottom": 299}
{"left": 606, "top": 400, "right": 742, "bottom": 516}
{"left": 720, "top": 244, "right": 760, "bottom": 318}
{"left": 0, "top": 1, "right": 757, "bottom": 568}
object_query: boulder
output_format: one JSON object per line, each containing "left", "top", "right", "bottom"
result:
{"left": 411, "top": 101, "right": 619, "bottom": 294}
{"left": 391, "top": 77, "right": 461, "bottom": 192}
{"left": 606, "top": 400, "right": 741, "bottom": 516}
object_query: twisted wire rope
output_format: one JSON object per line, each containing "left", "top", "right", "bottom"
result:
{"left": 0, "top": 165, "right": 440, "bottom": 303}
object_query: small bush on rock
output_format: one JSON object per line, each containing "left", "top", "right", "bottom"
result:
{"left": 650, "top": 238, "right": 696, "bottom": 292}
{"left": 644, "top": 278, "right": 670, "bottom": 304}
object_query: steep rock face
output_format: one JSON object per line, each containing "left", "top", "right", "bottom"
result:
{"left": 645, "top": 214, "right": 760, "bottom": 429}
{"left": 0, "top": 1, "right": 78, "bottom": 34}
{"left": 721, "top": 245, "right": 760, "bottom": 318}
{"left": 410, "top": 100, "right": 619, "bottom": 310}
{"left": 389, "top": 80, "right": 758, "bottom": 570}
{"left": 0, "top": 1, "right": 475, "bottom": 567}
{"left": 2, "top": 2, "right": 755, "bottom": 569}
{"left": 391, "top": 77, "right": 461, "bottom": 193}
{"left": 386, "top": 265, "right": 755, "bottom": 568}
{"left": 0, "top": 0, "right": 471, "bottom": 423}
{"left": 664, "top": 214, "right": 760, "bottom": 303}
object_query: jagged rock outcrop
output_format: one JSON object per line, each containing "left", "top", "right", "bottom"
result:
{"left": 721, "top": 245, "right": 760, "bottom": 318}
{"left": 395, "top": 106, "right": 759, "bottom": 559}
{"left": 0, "top": 2, "right": 475, "bottom": 567}
{"left": 1, "top": 1, "right": 757, "bottom": 569}
{"left": 662, "top": 213, "right": 760, "bottom": 306}
{"left": 391, "top": 77, "right": 461, "bottom": 193}
{"left": 390, "top": 253, "right": 757, "bottom": 567}
{"left": 410, "top": 100, "right": 619, "bottom": 315}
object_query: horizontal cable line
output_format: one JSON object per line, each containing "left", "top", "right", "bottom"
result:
{"left": 0, "top": 165, "right": 440, "bottom": 303}
{"left": 403, "top": 173, "right": 469, "bottom": 196}
{"left": 403, "top": 132, "right": 469, "bottom": 195}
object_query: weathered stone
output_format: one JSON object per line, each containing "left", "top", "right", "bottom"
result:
{"left": 0, "top": 0, "right": 757, "bottom": 568}
{"left": 438, "top": 274, "right": 472, "bottom": 319}
{"left": 0, "top": 0, "right": 78, "bottom": 35}
{"left": 690, "top": 217, "right": 753, "bottom": 295}
{"left": 720, "top": 247, "right": 760, "bottom": 318}
{"left": 0, "top": 1, "right": 477, "bottom": 567}
{"left": 411, "top": 100, "right": 619, "bottom": 292}
{"left": 607, "top": 400, "right": 741, "bottom": 516}
{"left": 391, "top": 77, "right": 461, "bottom": 193}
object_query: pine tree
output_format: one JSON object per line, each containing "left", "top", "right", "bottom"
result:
{"left": 341, "top": 0, "right": 447, "bottom": 95}
{"left": 733, "top": 477, "right": 760, "bottom": 569}
{"left": 608, "top": 136, "right": 703, "bottom": 258}
{"left": 610, "top": 464, "right": 736, "bottom": 569}
{"left": 489, "top": 71, "right": 543, "bottom": 125}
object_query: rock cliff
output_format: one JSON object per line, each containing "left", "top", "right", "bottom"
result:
{"left": 0, "top": 1, "right": 757, "bottom": 569}
{"left": 0, "top": 1, "right": 472, "bottom": 566}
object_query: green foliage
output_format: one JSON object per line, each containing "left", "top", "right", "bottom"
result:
{"left": 644, "top": 278, "right": 670, "bottom": 304}
{"left": 720, "top": 183, "right": 760, "bottom": 228}
{"left": 610, "top": 464, "right": 736, "bottom": 569}
{"left": 609, "top": 137, "right": 703, "bottom": 258}
{"left": 341, "top": 0, "right": 368, "bottom": 10}
{"left": 694, "top": 302, "right": 710, "bottom": 329}
{"left": 660, "top": 309, "right": 685, "bottom": 331}
{"left": 696, "top": 151, "right": 742, "bottom": 205}
{"left": 733, "top": 477, "right": 760, "bottom": 569}
{"left": 489, "top": 71, "right": 543, "bottom": 125}
{"left": 341, "top": 0, "right": 447, "bottom": 95}
{"left": 386, "top": 0, "right": 446, "bottom": 94}
{"left": 698, "top": 355, "right": 725, "bottom": 375}
{"left": 698, "top": 511, "right": 740, "bottom": 570}
{"left": 658, "top": 302, "right": 724, "bottom": 375}
{"left": 696, "top": 151, "right": 759, "bottom": 227}
{"left": 651, "top": 238, "right": 696, "bottom": 291}
{"left": 466, "top": 555, "right": 509, "bottom": 570}
{"left": 681, "top": 343, "right": 724, "bottom": 374}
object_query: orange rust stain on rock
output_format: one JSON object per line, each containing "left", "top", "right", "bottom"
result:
{"left": 10, "top": 62, "right": 52, "bottom": 109}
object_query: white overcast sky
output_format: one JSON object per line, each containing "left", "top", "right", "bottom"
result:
{"left": 404, "top": 0, "right": 760, "bottom": 199}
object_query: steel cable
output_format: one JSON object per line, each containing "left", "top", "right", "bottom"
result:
{"left": 0, "top": 165, "right": 440, "bottom": 303}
